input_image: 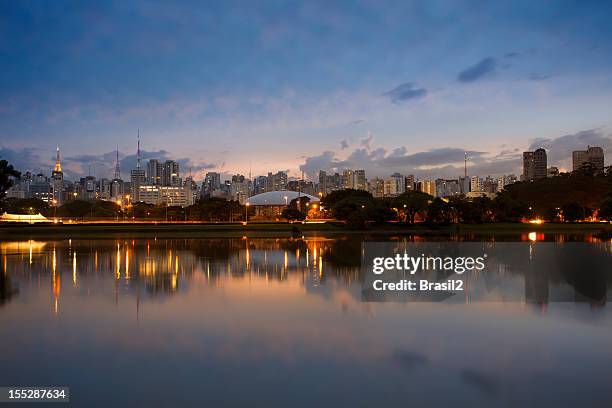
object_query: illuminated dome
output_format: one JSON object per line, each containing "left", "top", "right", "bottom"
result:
{"left": 246, "top": 190, "right": 320, "bottom": 206}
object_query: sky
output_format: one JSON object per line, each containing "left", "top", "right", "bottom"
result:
{"left": 1, "top": 0, "right": 612, "bottom": 181}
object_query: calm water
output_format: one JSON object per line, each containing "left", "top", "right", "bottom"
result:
{"left": 1, "top": 235, "right": 612, "bottom": 407}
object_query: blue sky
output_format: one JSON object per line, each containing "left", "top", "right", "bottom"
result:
{"left": 1, "top": 0, "right": 612, "bottom": 180}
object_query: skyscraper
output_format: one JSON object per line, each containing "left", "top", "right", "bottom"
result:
{"left": 420, "top": 179, "right": 436, "bottom": 197}
{"left": 162, "top": 160, "right": 180, "bottom": 186}
{"left": 202, "top": 172, "right": 222, "bottom": 196}
{"left": 266, "top": 171, "right": 287, "bottom": 191}
{"left": 146, "top": 159, "right": 162, "bottom": 185}
{"left": 405, "top": 175, "right": 415, "bottom": 191}
{"left": 318, "top": 170, "right": 327, "bottom": 194}
{"left": 51, "top": 145, "right": 63, "bottom": 204}
{"left": 354, "top": 170, "right": 367, "bottom": 190}
{"left": 572, "top": 146, "right": 604, "bottom": 173}
{"left": 342, "top": 169, "right": 354, "bottom": 189}
{"left": 523, "top": 148, "right": 547, "bottom": 180}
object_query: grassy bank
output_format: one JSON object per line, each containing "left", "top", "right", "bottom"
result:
{"left": 1, "top": 221, "right": 611, "bottom": 240}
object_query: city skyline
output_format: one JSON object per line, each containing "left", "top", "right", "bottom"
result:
{"left": 2, "top": 1, "right": 612, "bottom": 180}
{"left": 3, "top": 135, "right": 608, "bottom": 184}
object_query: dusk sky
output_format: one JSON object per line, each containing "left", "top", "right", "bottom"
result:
{"left": 1, "top": 0, "right": 612, "bottom": 181}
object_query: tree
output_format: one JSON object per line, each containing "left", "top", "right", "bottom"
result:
{"left": 188, "top": 198, "right": 244, "bottom": 221}
{"left": 91, "top": 200, "right": 121, "bottom": 218}
{"left": 364, "top": 199, "right": 396, "bottom": 223}
{"left": 130, "top": 202, "right": 159, "bottom": 219}
{"left": 322, "top": 189, "right": 373, "bottom": 209}
{"left": 57, "top": 200, "right": 93, "bottom": 218}
{"left": 0, "top": 160, "right": 20, "bottom": 201}
{"left": 599, "top": 197, "right": 612, "bottom": 221}
{"left": 281, "top": 207, "right": 306, "bottom": 221}
{"left": 562, "top": 202, "right": 584, "bottom": 222}
{"left": 289, "top": 196, "right": 311, "bottom": 211}
{"left": 472, "top": 196, "right": 495, "bottom": 223}
{"left": 426, "top": 198, "right": 452, "bottom": 225}
{"left": 493, "top": 194, "right": 529, "bottom": 222}
{"left": 332, "top": 196, "right": 371, "bottom": 221}
{"left": 393, "top": 191, "right": 431, "bottom": 224}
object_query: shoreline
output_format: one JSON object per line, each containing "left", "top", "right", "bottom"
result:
{"left": 1, "top": 222, "right": 611, "bottom": 239}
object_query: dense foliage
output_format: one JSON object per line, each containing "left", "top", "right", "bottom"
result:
{"left": 0, "top": 160, "right": 20, "bottom": 201}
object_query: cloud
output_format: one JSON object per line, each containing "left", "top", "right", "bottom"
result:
{"left": 528, "top": 73, "right": 553, "bottom": 81}
{"left": 391, "top": 350, "right": 428, "bottom": 372}
{"left": 360, "top": 132, "right": 374, "bottom": 150}
{"left": 383, "top": 83, "right": 427, "bottom": 103}
{"left": 460, "top": 369, "right": 500, "bottom": 396}
{"left": 381, "top": 148, "right": 485, "bottom": 167}
{"left": 299, "top": 142, "right": 518, "bottom": 180}
{"left": 457, "top": 57, "right": 497, "bottom": 82}
{"left": 299, "top": 151, "right": 338, "bottom": 179}
{"left": 0, "top": 146, "right": 46, "bottom": 173}
{"left": 340, "top": 139, "right": 349, "bottom": 150}
{"left": 294, "top": 127, "right": 610, "bottom": 180}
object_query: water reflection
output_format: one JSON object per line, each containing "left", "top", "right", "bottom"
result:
{"left": 0, "top": 236, "right": 611, "bottom": 407}
{"left": 1, "top": 236, "right": 611, "bottom": 312}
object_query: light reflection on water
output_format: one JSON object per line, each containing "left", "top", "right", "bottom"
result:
{"left": 0, "top": 235, "right": 611, "bottom": 407}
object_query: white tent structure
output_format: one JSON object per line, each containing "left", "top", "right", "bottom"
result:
{"left": 1, "top": 213, "right": 52, "bottom": 224}
{"left": 246, "top": 191, "right": 319, "bottom": 206}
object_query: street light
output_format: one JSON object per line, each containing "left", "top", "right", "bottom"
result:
{"left": 245, "top": 202, "right": 250, "bottom": 224}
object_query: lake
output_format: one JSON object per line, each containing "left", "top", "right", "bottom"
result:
{"left": 1, "top": 234, "right": 611, "bottom": 407}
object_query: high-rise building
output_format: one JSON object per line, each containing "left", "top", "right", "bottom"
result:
{"left": 470, "top": 176, "right": 482, "bottom": 193}
{"left": 318, "top": 171, "right": 327, "bottom": 195}
{"left": 523, "top": 148, "right": 547, "bottom": 180}
{"left": 266, "top": 171, "right": 287, "bottom": 191}
{"left": 130, "top": 132, "right": 146, "bottom": 202}
{"left": 111, "top": 147, "right": 124, "bottom": 201}
{"left": 435, "top": 179, "right": 461, "bottom": 198}
{"left": 146, "top": 159, "right": 163, "bottom": 185}
{"left": 572, "top": 146, "right": 604, "bottom": 173}
{"left": 138, "top": 185, "right": 195, "bottom": 207}
{"left": 383, "top": 173, "right": 405, "bottom": 197}
{"left": 354, "top": 170, "right": 367, "bottom": 190}
{"left": 342, "top": 170, "right": 354, "bottom": 189}
{"left": 51, "top": 145, "right": 64, "bottom": 204}
{"left": 162, "top": 160, "right": 180, "bottom": 186}
{"left": 420, "top": 179, "right": 436, "bottom": 197}
{"left": 202, "top": 172, "right": 222, "bottom": 196}
{"left": 405, "top": 175, "right": 415, "bottom": 191}
{"left": 370, "top": 178, "right": 385, "bottom": 198}
{"left": 252, "top": 175, "right": 267, "bottom": 195}
{"left": 496, "top": 174, "right": 517, "bottom": 192}
{"left": 230, "top": 174, "right": 250, "bottom": 204}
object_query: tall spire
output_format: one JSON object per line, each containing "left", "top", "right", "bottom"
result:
{"left": 114, "top": 145, "right": 121, "bottom": 180}
{"left": 136, "top": 129, "right": 141, "bottom": 169}
{"left": 464, "top": 152, "right": 468, "bottom": 178}
{"left": 54, "top": 145, "right": 62, "bottom": 173}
